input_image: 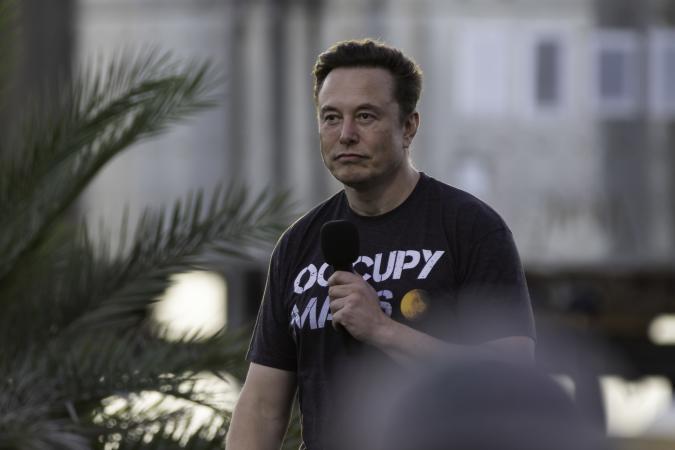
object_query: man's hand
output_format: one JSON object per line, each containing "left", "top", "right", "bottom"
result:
{"left": 327, "top": 271, "right": 535, "bottom": 366}
{"left": 327, "top": 270, "right": 391, "bottom": 343}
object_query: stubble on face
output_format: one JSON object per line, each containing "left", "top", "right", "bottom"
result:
{"left": 317, "top": 67, "right": 410, "bottom": 191}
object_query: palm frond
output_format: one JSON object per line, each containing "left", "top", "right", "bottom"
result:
{"left": 0, "top": 419, "right": 93, "bottom": 450}
{"left": 66, "top": 186, "right": 289, "bottom": 333}
{"left": 0, "top": 11, "right": 291, "bottom": 446}
{"left": 50, "top": 328, "right": 248, "bottom": 409}
{"left": 0, "top": 185, "right": 289, "bottom": 350}
{"left": 0, "top": 324, "right": 250, "bottom": 448}
{"left": 0, "top": 353, "right": 97, "bottom": 450}
{"left": 99, "top": 414, "right": 228, "bottom": 450}
{"left": 0, "top": 50, "right": 219, "bottom": 285}
{"left": 0, "top": 220, "right": 92, "bottom": 352}
{"left": 77, "top": 333, "right": 241, "bottom": 449}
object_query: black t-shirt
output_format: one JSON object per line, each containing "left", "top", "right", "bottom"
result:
{"left": 247, "top": 173, "right": 535, "bottom": 450}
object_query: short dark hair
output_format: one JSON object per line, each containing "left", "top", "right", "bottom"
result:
{"left": 312, "top": 39, "right": 423, "bottom": 122}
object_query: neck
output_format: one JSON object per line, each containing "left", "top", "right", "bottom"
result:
{"left": 344, "top": 166, "right": 420, "bottom": 217}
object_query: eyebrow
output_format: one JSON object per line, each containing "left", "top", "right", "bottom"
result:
{"left": 319, "top": 103, "right": 384, "bottom": 115}
{"left": 319, "top": 105, "right": 339, "bottom": 115}
{"left": 356, "top": 103, "right": 384, "bottom": 113}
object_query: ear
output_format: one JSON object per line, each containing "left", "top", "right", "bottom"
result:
{"left": 402, "top": 111, "right": 420, "bottom": 149}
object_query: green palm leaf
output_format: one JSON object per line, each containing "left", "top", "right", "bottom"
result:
{"left": 0, "top": 1, "right": 295, "bottom": 446}
{"left": 67, "top": 186, "right": 289, "bottom": 333}
{"left": 0, "top": 50, "right": 219, "bottom": 285}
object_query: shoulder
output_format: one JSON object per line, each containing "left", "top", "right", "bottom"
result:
{"left": 422, "top": 174, "right": 508, "bottom": 241}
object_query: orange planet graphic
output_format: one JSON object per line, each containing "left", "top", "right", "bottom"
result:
{"left": 400, "top": 289, "right": 429, "bottom": 320}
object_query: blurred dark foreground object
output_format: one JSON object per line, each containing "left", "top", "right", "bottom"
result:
{"left": 341, "top": 359, "right": 611, "bottom": 450}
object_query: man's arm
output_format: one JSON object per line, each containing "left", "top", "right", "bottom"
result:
{"left": 371, "top": 318, "right": 534, "bottom": 365}
{"left": 226, "top": 363, "right": 297, "bottom": 450}
{"left": 328, "top": 271, "right": 535, "bottom": 365}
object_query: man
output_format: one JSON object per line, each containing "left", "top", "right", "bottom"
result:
{"left": 227, "top": 39, "right": 535, "bottom": 450}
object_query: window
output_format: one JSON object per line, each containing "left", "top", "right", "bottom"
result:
{"left": 648, "top": 28, "right": 675, "bottom": 119}
{"left": 536, "top": 39, "right": 561, "bottom": 107}
{"left": 454, "top": 20, "right": 512, "bottom": 117}
{"left": 667, "top": 49, "right": 675, "bottom": 105}
{"left": 600, "top": 50, "right": 629, "bottom": 99}
{"left": 524, "top": 25, "right": 572, "bottom": 119}
{"left": 593, "top": 30, "right": 641, "bottom": 119}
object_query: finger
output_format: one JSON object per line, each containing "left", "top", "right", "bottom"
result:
{"left": 328, "top": 284, "right": 353, "bottom": 299}
{"left": 331, "top": 308, "right": 345, "bottom": 330}
{"left": 327, "top": 270, "right": 360, "bottom": 286}
{"left": 331, "top": 315, "right": 342, "bottom": 330}
{"left": 329, "top": 297, "right": 344, "bottom": 315}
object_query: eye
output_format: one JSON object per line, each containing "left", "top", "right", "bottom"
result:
{"left": 322, "top": 113, "right": 340, "bottom": 124}
{"left": 357, "top": 112, "right": 375, "bottom": 121}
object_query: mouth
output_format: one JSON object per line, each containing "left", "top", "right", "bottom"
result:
{"left": 334, "top": 153, "right": 367, "bottom": 161}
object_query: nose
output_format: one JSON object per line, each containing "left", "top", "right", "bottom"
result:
{"left": 339, "top": 118, "right": 358, "bottom": 145}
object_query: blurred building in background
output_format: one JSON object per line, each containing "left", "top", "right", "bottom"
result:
{"left": 71, "top": 0, "right": 675, "bottom": 268}
{"left": 13, "top": 0, "right": 675, "bottom": 447}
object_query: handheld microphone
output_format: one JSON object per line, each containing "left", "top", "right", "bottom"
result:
{"left": 320, "top": 220, "right": 359, "bottom": 273}
{"left": 320, "top": 220, "right": 359, "bottom": 345}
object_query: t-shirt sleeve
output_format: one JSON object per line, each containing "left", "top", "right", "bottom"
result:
{"left": 246, "top": 245, "right": 297, "bottom": 372}
{"left": 455, "top": 221, "right": 536, "bottom": 344}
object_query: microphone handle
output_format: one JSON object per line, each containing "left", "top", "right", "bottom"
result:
{"left": 332, "top": 264, "right": 357, "bottom": 348}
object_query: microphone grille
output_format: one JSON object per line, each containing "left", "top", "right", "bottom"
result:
{"left": 320, "top": 220, "right": 360, "bottom": 269}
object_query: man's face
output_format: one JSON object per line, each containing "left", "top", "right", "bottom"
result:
{"left": 317, "top": 67, "right": 417, "bottom": 189}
